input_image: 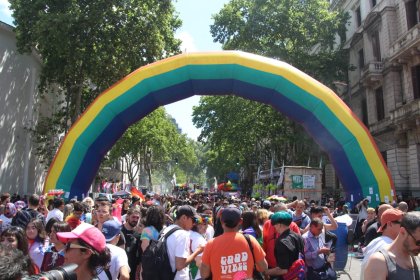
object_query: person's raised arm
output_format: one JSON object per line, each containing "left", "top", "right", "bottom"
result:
{"left": 323, "top": 207, "right": 338, "bottom": 231}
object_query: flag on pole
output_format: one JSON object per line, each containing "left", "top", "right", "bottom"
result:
{"left": 277, "top": 161, "right": 285, "bottom": 186}
{"left": 130, "top": 186, "right": 145, "bottom": 201}
{"left": 256, "top": 165, "right": 261, "bottom": 181}
{"left": 270, "top": 157, "right": 274, "bottom": 179}
{"left": 171, "top": 173, "right": 177, "bottom": 186}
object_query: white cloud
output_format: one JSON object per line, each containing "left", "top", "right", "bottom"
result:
{"left": 0, "top": 0, "right": 11, "bottom": 16}
{"left": 175, "top": 31, "right": 198, "bottom": 53}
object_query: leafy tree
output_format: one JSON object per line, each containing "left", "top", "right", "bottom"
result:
{"left": 211, "top": 0, "right": 350, "bottom": 86}
{"left": 105, "top": 107, "right": 203, "bottom": 187}
{"left": 194, "top": 0, "right": 349, "bottom": 189}
{"left": 193, "top": 96, "right": 317, "bottom": 192}
{"left": 9, "top": 0, "right": 182, "bottom": 167}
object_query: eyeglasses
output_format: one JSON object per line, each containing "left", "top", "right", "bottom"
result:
{"left": 193, "top": 216, "right": 212, "bottom": 224}
{"left": 65, "top": 242, "right": 93, "bottom": 253}
{"left": 406, "top": 230, "right": 420, "bottom": 246}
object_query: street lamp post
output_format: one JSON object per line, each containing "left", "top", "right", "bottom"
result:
{"left": 146, "top": 148, "right": 152, "bottom": 191}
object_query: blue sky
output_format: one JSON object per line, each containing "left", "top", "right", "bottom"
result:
{"left": 0, "top": 0, "right": 229, "bottom": 140}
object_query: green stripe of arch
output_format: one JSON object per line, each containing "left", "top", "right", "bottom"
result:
{"left": 56, "top": 64, "right": 379, "bottom": 196}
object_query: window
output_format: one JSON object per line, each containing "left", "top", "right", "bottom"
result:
{"left": 371, "top": 31, "right": 381, "bottom": 61}
{"left": 375, "top": 87, "right": 385, "bottom": 121}
{"left": 358, "top": 49, "right": 365, "bottom": 70}
{"left": 406, "top": 0, "right": 420, "bottom": 29}
{"left": 355, "top": 6, "right": 362, "bottom": 27}
{"left": 411, "top": 65, "right": 420, "bottom": 100}
{"left": 371, "top": 0, "right": 377, "bottom": 8}
{"left": 380, "top": 151, "right": 387, "bottom": 166}
{"left": 361, "top": 97, "right": 368, "bottom": 126}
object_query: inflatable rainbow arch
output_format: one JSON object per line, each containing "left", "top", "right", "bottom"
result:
{"left": 43, "top": 51, "right": 395, "bottom": 205}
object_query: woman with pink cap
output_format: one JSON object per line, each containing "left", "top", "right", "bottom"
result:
{"left": 57, "top": 223, "right": 111, "bottom": 280}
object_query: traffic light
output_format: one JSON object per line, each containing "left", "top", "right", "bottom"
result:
{"left": 236, "top": 158, "right": 240, "bottom": 166}
{"left": 175, "top": 158, "right": 179, "bottom": 165}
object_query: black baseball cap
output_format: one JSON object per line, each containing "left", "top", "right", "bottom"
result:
{"left": 176, "top": 205, "right": 200, "bottom": 220}
{"left": 221, "top": 205, "right": 242, "bottom": 228}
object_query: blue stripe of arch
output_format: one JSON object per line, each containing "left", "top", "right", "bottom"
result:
{"left": 68, "top": 79, "right": 363, "bottom": 202}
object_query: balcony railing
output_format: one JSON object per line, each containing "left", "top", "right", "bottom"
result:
{"left": 389, "top": 24, "right": 420, "bottom": 59}
{"left": 363, "top": 61, "right": 384, "bottom": 73}
{"left": 390, "top": 98, "right": 420, "bottom": 123}
{"left": 361, "top": 61, "right": 384, "bottom": 86}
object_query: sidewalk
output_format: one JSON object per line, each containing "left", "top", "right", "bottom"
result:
{"left": 335, "top": 253, "right": 363, "bottom": 280}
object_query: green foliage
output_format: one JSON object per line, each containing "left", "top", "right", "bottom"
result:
{"left": 9, "top": 0, "right": 182, "bottom": 167}
{"left": 211, "top": 0, "right": 350, "bottom": 86}
{"left": 193, "top": 96, "right": 315, "bottom": 187}
{"left": 105, "top": 107, "right": 203, "bottom": 186}
{"left": 193, "top": 0, "right": 349, "bottom": 188}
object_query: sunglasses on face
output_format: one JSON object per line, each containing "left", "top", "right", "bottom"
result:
{"left": 406, "top": 230, "right": 420, "bottom": 246}
{"left": 65, "top": 242, "right": 93, "bottom": 253}
{"left": 193, "top": 216, "right": 212, "bottom": 224}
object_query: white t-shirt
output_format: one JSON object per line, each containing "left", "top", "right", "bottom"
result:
{"left": 189, "top": 231, "right": 207, "bottom": 280}
{"left": 98, "top": 244, "right": 130, "bottom": 280}
{"left": 46, "top": 208, "right": 63, "bottom": 223}
{"left": 163, "top": 224, "right": 190, "bottom": 280}
{"left": 358, "top": 205, "right": 368, "bottom": 221}
{"left": 360, "top": 235, "right": 393, "bottom": 280}
{"left": 205, "top": 225, "right": 215, "bottom": 241}
{"left": 362, "top": 235, "right": 393, "bottom": 267}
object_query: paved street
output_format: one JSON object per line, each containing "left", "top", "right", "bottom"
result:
{"left": 336, "top": 254, "right": 363, "bottom": 280}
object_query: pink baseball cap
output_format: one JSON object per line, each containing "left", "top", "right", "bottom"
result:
{"left": 57, "top": 223, "right": 106, "bottom": 253}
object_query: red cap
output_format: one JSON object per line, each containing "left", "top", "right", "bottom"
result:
{"left": 377, "top": 208, "right": 403, "bottom": 233}
{"left": 57, "top": 223, "right": 106, "bottom": 253}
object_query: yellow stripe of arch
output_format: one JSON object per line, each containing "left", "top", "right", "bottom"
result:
{"left": 46, "top": 52, "right": 391, "bottom": 196}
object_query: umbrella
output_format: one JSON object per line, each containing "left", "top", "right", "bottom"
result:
{"left": 112, "top": 190, "right": 131, "bottom": 197}
{"left": 267, "top": 195, "right": 287, "bottom": 201}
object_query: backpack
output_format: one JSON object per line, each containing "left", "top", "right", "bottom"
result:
{"left": 283, "top": 253, "right": 306, "bottom": 280}
{"left": 283, "top": 233, "right": 306, "bottom": 280}
{"left": 141, "top": 226, "right": 181, "bottom": 280}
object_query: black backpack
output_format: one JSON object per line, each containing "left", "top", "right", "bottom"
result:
{"left": 141, "top": 226, "right": 181, "bottom": 280}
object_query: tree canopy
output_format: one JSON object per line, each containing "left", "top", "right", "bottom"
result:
{"left": 106, "top": 107, "right": 203, "bottom": 187}
{"left": 10, "top": 0, "right": 182, "bottom": 166}
{"left": 193, "top": 0, "right": 349, "bottom": 188}
{"left": 211, "top": 0, "right": 349, "bottom": 85}
{"left": 193, "top": 96, "right": 317, "bottom": 188}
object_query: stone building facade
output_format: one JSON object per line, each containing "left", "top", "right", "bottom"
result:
{"left": 331, "top": 0, "right": 420, "bottom": 198}
{"left": 0, "top": 21, "right": 55, "bottom": 195}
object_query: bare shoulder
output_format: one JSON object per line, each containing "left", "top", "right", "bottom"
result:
{"left": 364, "top": 252, "right": 387, "bottom": 280}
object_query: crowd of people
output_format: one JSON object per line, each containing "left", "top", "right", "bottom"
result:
{"left": 0, "top": 191, "right": 418, "bottom": 280}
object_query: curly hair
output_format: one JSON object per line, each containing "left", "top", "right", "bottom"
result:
{"left": 0, "top": 244, "right": 32, "bottom": 280}
{"left": 144, "top": 205, "right": 165, "bottom": 232}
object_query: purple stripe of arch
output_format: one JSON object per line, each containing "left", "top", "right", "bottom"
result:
{"left": 68, "top": 79, "right": 363, "bottom": 202}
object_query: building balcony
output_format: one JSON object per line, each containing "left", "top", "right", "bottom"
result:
{"left": 370, "top": 117, "right": 392, "bottom": 135}
{"left": 360, "top": 61, "right": 384, "bottom": 87}
{"left": 389, "top": 24, "right": 420, "bottom": 63}
{"left": 390, "top": 99, "right": 420, "bottom": 131}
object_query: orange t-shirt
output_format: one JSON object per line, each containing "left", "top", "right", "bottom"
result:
{"left": 262, "top": 219, "right": 300, "bottom": 268}
{"left": 202, "top": 231, "right": 266, "bottom": 279}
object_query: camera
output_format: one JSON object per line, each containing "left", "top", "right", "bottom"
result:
{"left": 23, "top": 264, "right": 78, "bottom": 280}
